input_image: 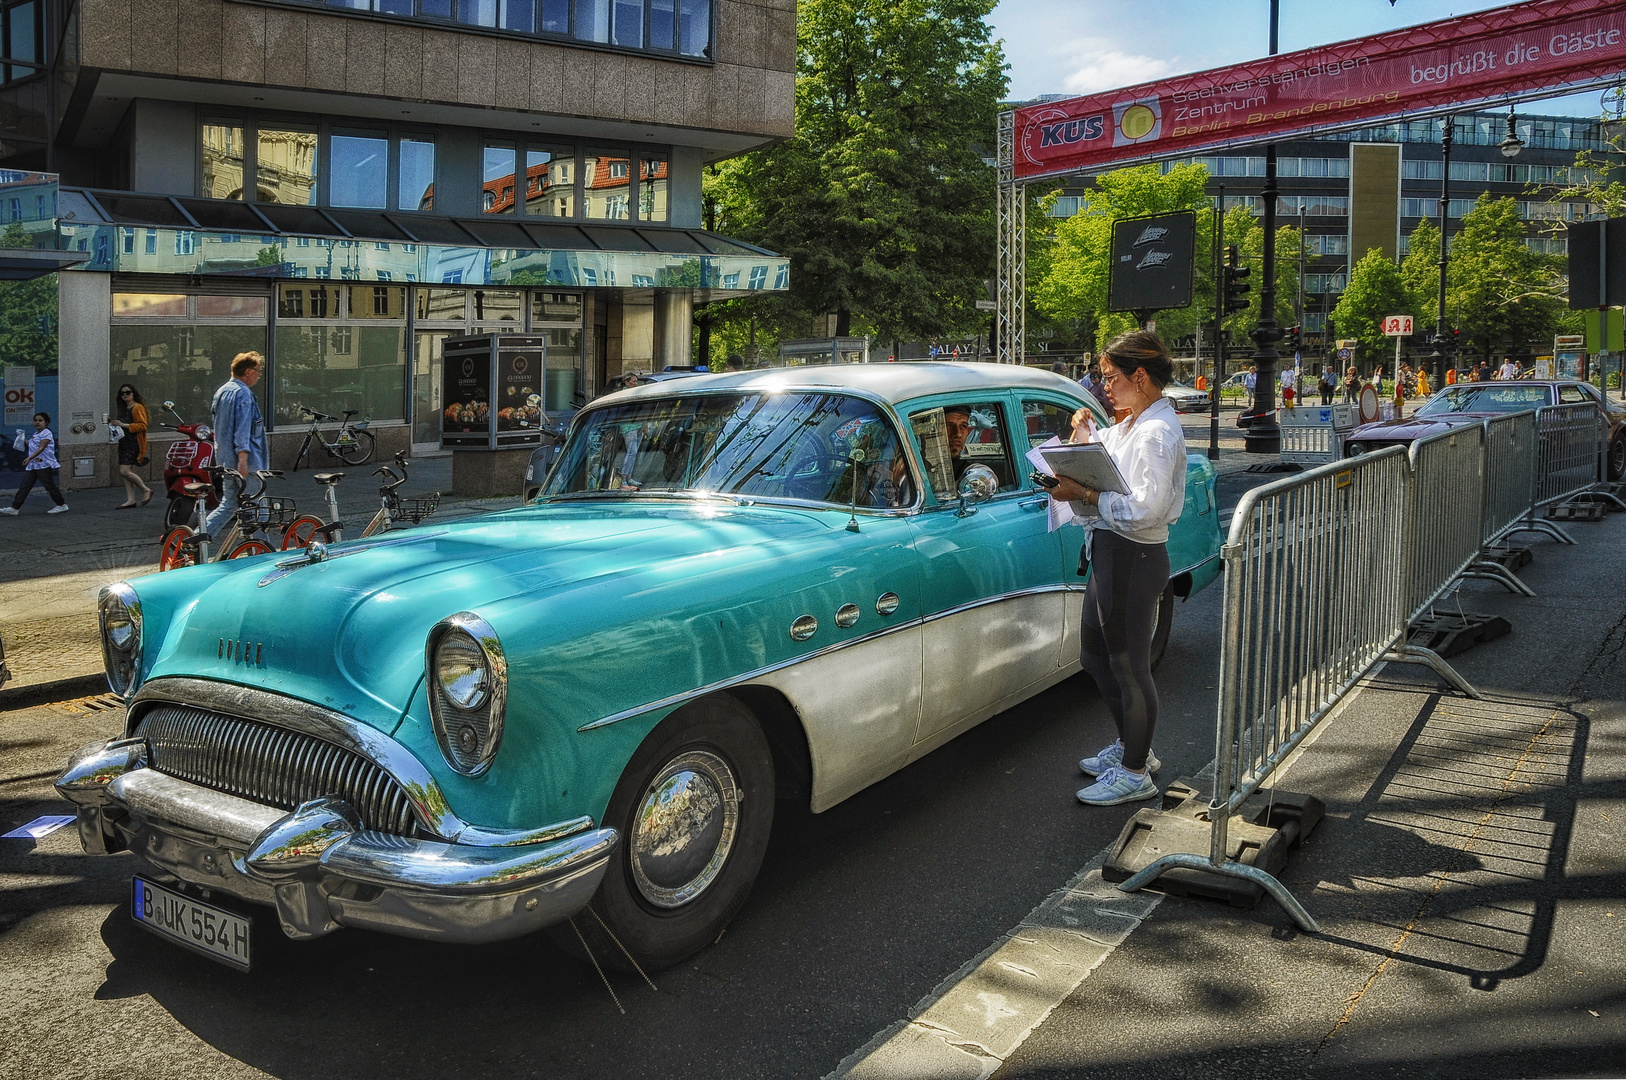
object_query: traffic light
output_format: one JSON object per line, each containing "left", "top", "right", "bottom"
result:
{"left": 1286, "top": 325, "right": 1302, "bottom": 353}
{"left": 1449, "top": 327, "right": 1461, "bottom": 351}
{"left": 1223, "top": 245, "right": 1251, "bottom": 315}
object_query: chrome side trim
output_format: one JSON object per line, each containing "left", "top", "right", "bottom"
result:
{"left": 575, "top": 584, "right": 1081, "bottom": 732}
{"left": 125, "top": 678, "right": 593, "bottom": 848}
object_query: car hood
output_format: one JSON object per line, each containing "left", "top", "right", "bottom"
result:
{"left": 140, "top": 500, "right": 840, "bottom": 731}
{"left": 1350, "top": 413, "right": 1487, "bottom": 440}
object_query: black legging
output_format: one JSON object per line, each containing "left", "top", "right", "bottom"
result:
{"left": 1079, "top": 530, "right": 1170, "bottom": 772}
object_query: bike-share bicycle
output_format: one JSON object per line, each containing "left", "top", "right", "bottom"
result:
{"left": 291, "top": 405, "right": 376, "bottom": 471}
{"left": 157, "top": 468, "right": 299, "bottom": 570}
{"left": 280, "top": 450, "right": 440, "bottom": 549}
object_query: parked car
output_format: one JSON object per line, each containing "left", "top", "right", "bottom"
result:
{"left": 1162, "top": 381, "right": 1211, "bottom": 412}
{"left": 55, "top": 364, "right": 1223, "bottom": 973}
{"left": 1345, "top": 380, "right": 1626, "bottom": 480}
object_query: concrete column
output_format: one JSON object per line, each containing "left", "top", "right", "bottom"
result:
{"left": 617, "top": 294, "right": 655, "bottom": 374}
{"left": 56, "top": 271, "right": 113, "bottom": 491}
{"left": 653, "top": 289, "right": 692, "bottom": 369}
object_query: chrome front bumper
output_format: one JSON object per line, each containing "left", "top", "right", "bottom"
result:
{"left": 55, "top": 739, "right": 618, "bottom": 945}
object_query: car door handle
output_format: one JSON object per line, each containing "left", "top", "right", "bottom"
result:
{"left": 1019, "top": 497, "right": 1049, "bottom": 510}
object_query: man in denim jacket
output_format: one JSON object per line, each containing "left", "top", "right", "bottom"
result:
{"left": 204, "top": 352, "right": 268, "bottom": 537}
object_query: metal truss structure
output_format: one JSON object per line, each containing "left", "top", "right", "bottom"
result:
{"left": 996, "top": 109, "right": 1024, "bottom": 365}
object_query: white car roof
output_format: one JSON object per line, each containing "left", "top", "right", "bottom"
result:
{"left": 599, "top": 361, "right": 1086, "bottom": 408}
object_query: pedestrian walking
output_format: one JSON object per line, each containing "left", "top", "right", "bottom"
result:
{"left": 1343, "top": 366, "right": 1361, "bottom": 402}
{"left": 1319, "top": 366, "right": 1336, "bottom": 405}
{"left": 1280, "top": 364, "right": 1297, "bottom": 406}
{"left": 1417, "top": 368, "right": 1431, "bottom": 396}
{"left": 1475, "top": 359, "right": 1491, "bottom": 382}
{"left": 1039, "top": 330, "right": 1185, "bottom": 807}
{"left": 1497, "top": 356, "right": 1518, "bottom": 380}
{"left": 112, "top": 383, "right": 154, "bottom": 509}
{"left": 1, "top": 412, "right": 69, "bottom": 515}
{"left": 1242, "top": 365, "right": 1258, "bottom": 394}
{"left": 204, "top": 352, "right": 269, "bottom": 538}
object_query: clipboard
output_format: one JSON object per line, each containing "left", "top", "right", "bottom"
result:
{"left": 1039, "top": 443, "right": 1129, "bottom": 495}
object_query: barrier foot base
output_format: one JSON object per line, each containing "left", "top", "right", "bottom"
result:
{"left": 1464, "top": 561, "right": 1535, "bottom": 596}
{"left": 1117, "top": 852, "right": 1321, "bottom": 934}
{"left": 1504, "top": 519, "right": 1575, "bottom": 545}
{"left": 1383, "top": 643, "right": 1483, "bottom": 699}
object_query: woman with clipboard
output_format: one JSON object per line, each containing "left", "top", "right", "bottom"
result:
{"left": 1035, "top": 330, "right": 1186, "bottom": 807}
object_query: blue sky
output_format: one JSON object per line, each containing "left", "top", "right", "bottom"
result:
{"left": 989, "top": 0, "right": 1607, "bottom": 116}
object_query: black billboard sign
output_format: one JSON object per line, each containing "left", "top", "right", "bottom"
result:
{"left": 1567, "top": 217, "right": 1626, "bottom": 309}
{"left": 1107, "top": 210, "right": 1195, "bottom": 313}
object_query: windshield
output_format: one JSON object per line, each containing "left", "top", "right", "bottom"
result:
{"left": 543, "top": 391, "right": 916, "bottom": 508}
{"left": 1417, "top": 385, "right": 1550, "bottom": 417}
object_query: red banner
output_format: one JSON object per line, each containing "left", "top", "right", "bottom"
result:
{"left": 1014, "top": 0, "right": 1626, "bottom": 180}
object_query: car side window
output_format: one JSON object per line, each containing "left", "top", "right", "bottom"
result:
{"left": 1021, "top": 399, "right": 1084, "bottom": 449}
{"left": 1559, "top": 385, "right": 1587, "bottom": 404}
{"left": 907, "top": 400, "right": 1016, "bottom": 504}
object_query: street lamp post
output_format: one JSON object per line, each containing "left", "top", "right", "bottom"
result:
{"left": 1244, "top": 0, "right": 1283, "bottom": 454}
{"left": 1427, "top": 115, "right": 1455, "bottom": 390}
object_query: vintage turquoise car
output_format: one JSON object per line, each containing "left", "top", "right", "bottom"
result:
{"left": 56, "top": 364, "right": 1221, "bottom": 972}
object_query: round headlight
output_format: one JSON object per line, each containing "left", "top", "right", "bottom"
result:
{"left": 99, "top": 583, "right": 143, "bottom": 696}
{"left": 435, "top": 630, "right": 490, "bottom": 710}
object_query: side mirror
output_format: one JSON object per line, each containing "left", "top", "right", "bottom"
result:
{"left": 956, "top": 464, "right": 998, "bottom": 517}
{"left": 162, "top": 400, "right": 175, "bottom": 409}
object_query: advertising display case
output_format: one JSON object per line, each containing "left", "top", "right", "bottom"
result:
{"left": 440, "top": 334, "right": 548, "bottom": 450}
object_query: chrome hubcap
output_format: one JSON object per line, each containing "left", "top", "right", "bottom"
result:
{"left": 629, "top": 750, "right": 740, "bottom": 908}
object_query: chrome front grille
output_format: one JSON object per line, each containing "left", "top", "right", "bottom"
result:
{"left": 134, "top": 704, "right": 424, "bottom": 837}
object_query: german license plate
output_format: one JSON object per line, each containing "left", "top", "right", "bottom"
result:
{"left": 131, "top": 877, "right": 251, "bottom": 971}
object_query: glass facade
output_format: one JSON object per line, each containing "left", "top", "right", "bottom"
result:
{"left": 399, "top": 137, "right": 436, "bottom": 212}
{"left": 483, "top": 144, "right": 518, "bottom": 213}
{"left": 256, "top": 128, "right": 319, "bottom": 205}
{"left": 525, "top": 146, "right": 576, "bottom": 219}
{"left": 638, "top": 152, "right": 668, "bottom": 223}
{"left": 201, "top": 124, "right": 247, "bottom": 200}
{"left": 584, "top": 150, "right": 631, "bottom": 220}
{"left": 1, "top": 0, "right": 41, "bottom": 85}
{"left": 275, "top": 284, "right": 408, "bottom": 424}
{"left": 109, "top": 294, "right": 270, "bottom": 428}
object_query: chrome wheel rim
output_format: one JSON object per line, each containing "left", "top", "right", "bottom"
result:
{"left": 629, "top": 750, "right": 740, "bottom": 909}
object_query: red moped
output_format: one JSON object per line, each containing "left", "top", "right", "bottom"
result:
{"left": 158, "top": 401, "right": 220, "bottom": 530}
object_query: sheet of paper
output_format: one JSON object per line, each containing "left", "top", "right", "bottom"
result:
{"left": 1025, "top": 436, "right": 1078, "bottom": 532}
{"left": 2, "top": 815, "right": 75, "bottom": 839}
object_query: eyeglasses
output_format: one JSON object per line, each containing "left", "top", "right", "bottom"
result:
{"left": 120, "top": 390, "right": 134, "bottom": 396}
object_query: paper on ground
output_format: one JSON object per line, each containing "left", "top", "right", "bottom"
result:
{"left": 2, "top": 815, "right": 75, "bottom": 839}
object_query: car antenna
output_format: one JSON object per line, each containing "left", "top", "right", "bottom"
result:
{"left": 845, "top": 449, "right": 865, "bottom": 532}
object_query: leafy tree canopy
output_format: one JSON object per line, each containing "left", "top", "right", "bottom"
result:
{"left": 1330, "top": 247, "right": 1413, "bottom": 363}
{"left": 703, "top": 0, "right": 1007, "bottom": 350}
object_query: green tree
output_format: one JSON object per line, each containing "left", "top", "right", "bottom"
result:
{"left": 0, "top": 223, "right": 57, "bottom": 373}
{"left": 707, "top": 0, "right": 1006, "bottom": 346}
{"left": 1330, "top": 248, "right": 1413, "bottom": 365}
{"left": 1446, "top": 194, "right": 1567, "bottom": 361}
{"left": 1223, "top": 205, "right": 1304, "bottom": 342}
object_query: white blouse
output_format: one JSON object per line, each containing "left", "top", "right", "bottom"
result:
{"left": 1075, "top": 396, "right": 1187, "bottom": 545}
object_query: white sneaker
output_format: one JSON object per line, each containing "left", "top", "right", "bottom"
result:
{"left": 47, "top": 504, "right": 69, "bottom": 514}
{"left": 0, "top": 507, "right": 16, "bottom": 515}
{"left": 1077, "top": 766, "right": 1160, "bottom": 806}
{"left": 1079, "top": 739, "right": 1161, "bottom": 777}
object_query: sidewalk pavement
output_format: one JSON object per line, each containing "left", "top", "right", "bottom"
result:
{"left": 0, "top": 452, "right": 522, "bottom": 703}
{"left": 836, "top": 506, "right": 1625, "bottom": 1078}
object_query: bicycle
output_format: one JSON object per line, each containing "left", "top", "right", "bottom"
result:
{"left": 281, "top": 451, "right": 440, "bottom": 549}
{"left": 158, "top": 469, "right": 299, "bottom": 570}
{"left": 291, "top": 405, "right": 376, "bottom": 472}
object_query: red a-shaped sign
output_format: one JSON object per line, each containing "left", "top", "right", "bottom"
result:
{"left": 1382, "top": 315, "right": 1414, "bottom": 336}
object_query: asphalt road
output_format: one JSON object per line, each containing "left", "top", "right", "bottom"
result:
{"left": 0, "top": 411, "right": 1274, "bottom": 1079}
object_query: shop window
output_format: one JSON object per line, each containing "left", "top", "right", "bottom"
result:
{"left": 257, "top": 128, "right": 319, "bottom": 205}
{"left": 350, "top": 285, "right": 406, "bottom": 319}
{"left": 584, "top": 151, "right": 631, "bottom": 220}
{"left": 331, "top": 132, "right": 389, "bottom": 209}
{"left": 278, "top": 283, "right": 341, "bottom": 319}
{"left": 201, "top": 123, "right": 246, "bottom": 200}
{"left": 484, "top": 144, "right": 518, "bottom": 214}
{"left": 416, "top": 287, "right": 467, "bottom": 321}
{"left": 471, "top": 288, "right": 524, "bottom": 329}
{"left": 532, "top": 292, "right": 582, "bottom": 324}
{"left": 399, "top": 136, "right": 436, "bottom": 212}
{"left": 526, "top": 146, "right": 575, "bottom": 219}
{"left": 274, "top": 324, "right": 407, "bottom": 424}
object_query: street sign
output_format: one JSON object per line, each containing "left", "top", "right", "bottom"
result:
{"left": 1382, "top": 315, "right": 1414, "bottom": 336}
{"left": 3, "top": 365, "right": 35, "bottom": 430}
{"left": 1337, "top": 348, "right": 1352, "bottom": 361}
{"left": 974, "top": 299, "right": 997, "bottom": 311}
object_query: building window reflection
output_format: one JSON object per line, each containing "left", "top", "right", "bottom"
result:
{"left": 483, "top": 143, "right": 518, "bottom": 213}
{"left": 202, "top": 123, "right": 246, "bottom": 199}
{"left": 257, "top": 128, "right": 319, "bottom": 205}
{"left": 525, "top": 146, "right": 576, "bottom": 219}
{"left": 584, "top": 150, "right": 631, "bottom": 220}
{"left": 331, "top": 131, "right": 389, "bottom": 209}
{"left": 639, "top": 152, "right": 667, "bottom": 223}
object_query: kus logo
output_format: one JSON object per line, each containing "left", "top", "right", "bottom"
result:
{"left": 1037, "top": 115, "right": 1106, "bottom": 148}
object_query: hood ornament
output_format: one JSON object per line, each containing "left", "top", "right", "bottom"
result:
{"left": 257, "top": 530, "right": 449, "bottom": 588}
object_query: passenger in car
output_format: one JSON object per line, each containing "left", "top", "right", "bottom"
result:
{"left": 943, "top": 404, "right": 974, "bottom": 482}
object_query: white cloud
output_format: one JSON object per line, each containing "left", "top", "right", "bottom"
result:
{"left": 1058, "top": 42, "right": 1179, "bottom": 96}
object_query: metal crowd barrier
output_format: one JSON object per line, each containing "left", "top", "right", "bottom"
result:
{"left": 1119, "top": 448, "right": 1479, "bottom": 931}
{"left": 1463, "top": 411, "right": 1540, "bottom": 595}
{"left": 1402, "top": 426, "right": 1487, "bottom": 623}
{"left": 1535, "top": 402, "right": 1604, "bottom": 509}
